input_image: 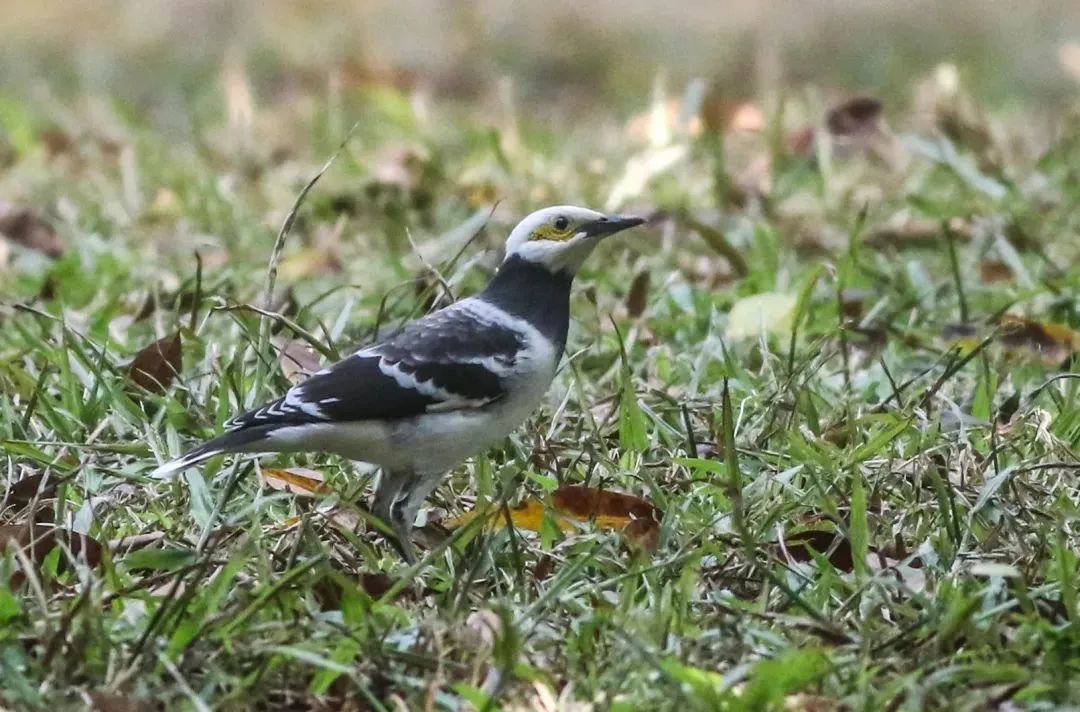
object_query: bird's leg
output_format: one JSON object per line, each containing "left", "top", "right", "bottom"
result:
{"left": 389, "top": 493, "right": 418, "bottom": 564}
{"left": 372, "top": 469, "right": 418, "bottom": 563}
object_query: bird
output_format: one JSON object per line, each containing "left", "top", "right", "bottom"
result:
{"left": 152, "top": 205, "right": 645, "bottom": 562}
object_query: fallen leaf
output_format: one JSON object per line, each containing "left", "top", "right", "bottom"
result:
{"left": 979, "top": 259, "right": 1014, "bottom": 284}
{"left": 998, "top": 314, "right": 1079, "bottom": 366}
{"left": 625, "top": 269, "right": 651, "bottom": 318}
{"left": 552, "top": 486, "right": 658, "bottom": 525}
{"left": 260, "top": 467, "right": 331, "bottom": 496}
{"left": 358, "top": 572, "right": 399, "bottom": 599}
{"left": 0, "top": 202, "right": 64, "bottom": 257}
{"left": 0, "top": 523, "right": 103, "bottom": 570}
{"left": 623, "top": 517, "right": 661, "bottom": 552}
{"left": 127, "top": 332, "right": 182, "bottom": 393}
{"left": 782, "top": 528, "right": 855, "bottom": 572}
{"left": 4, "top": 474, "right": 61, "bottom": 510}
{"left": 275, "top": 338, "right": 322, "bottom": 385}
{"left": 826, "top": 97, "right": 883, "bottom": 137}
{"left": 445, "top": 499, "right": 556, "bottom": 533}
{"left": 446, "top": 486, "right": 661, "bottom": 551}
{"left": 725, "top": 292, "right": 797, "bottom": 341}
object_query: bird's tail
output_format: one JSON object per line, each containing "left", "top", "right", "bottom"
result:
{"left": 150, "top": 426, "right": 275, "bottom": 480}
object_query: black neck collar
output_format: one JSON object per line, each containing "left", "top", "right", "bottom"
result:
{"left": 479, "top": 255, "right": 573, "bottom": 358}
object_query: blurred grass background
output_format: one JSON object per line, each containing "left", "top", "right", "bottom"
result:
{"left": 2, "top": 0, "right": 1078, "bottom": 115}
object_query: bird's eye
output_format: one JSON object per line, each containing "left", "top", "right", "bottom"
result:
{"left": 554, "top": 216, "right": 569, "bottom": 231}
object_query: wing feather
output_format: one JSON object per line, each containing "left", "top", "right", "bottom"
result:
{"left": 226, "top": 301, "right": 527, "bottom": 430}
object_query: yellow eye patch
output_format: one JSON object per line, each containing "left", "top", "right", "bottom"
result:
{"left": 529, "top": 224, "right": 575, "bottom": 242}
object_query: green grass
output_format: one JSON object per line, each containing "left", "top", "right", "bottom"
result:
{"left": 2, "top": 49, "right": 1080, "bottom": 711}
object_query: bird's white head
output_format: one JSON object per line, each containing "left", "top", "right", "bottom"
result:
{"left": 503, "top": 205, "right": 645, "bottom": 274}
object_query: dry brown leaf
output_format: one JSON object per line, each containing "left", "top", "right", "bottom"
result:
{"left": 998, "top": 314, "right": 1079, "bottom": 366}
{"left": 622, "top": 517, "right": 661, "bottom": 552}
{"left": 275, "top": 338, "right": 322, "bottom": 385}
{"left": 127, "top": 332, "right": 182, "bottom": 393}
{"left": 0, "top": 523, "right": 104, "bottom": 570}
{"left": 979, "top": 259, "right": 1014, "bottom": 284}
{"left": 0, "top": 202, "right": 64, "bottom": 257}
{"left": 552, "top": 485, "right": 658, "bottom": 525}
{"left": 260, "top": 467, "right": 331, "bottom": 496}
{"left": 782, "top": 525, "right": 854, "bottom": 572}
{"left": 625, "top": 269, "right": 651, "bottom": 318}
{"left": 826, "top": 97, "right": 884, "bottom": 137}
{"left": 357, "top": 572, "right": 401, "bottom": 599}
{"left": 4, "top": 474, "right": 61, "bottom": 510}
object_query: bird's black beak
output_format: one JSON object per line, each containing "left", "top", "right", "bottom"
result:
{"left": 582, "top": 215, "right": 646, "bottom": 238}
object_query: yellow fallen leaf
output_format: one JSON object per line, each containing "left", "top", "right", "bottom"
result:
{"left": 726, "top": 292, "right": 797, "bottom": 341}
{"left": 445, "top": 486, "right": 661, "bottom": 551}
{"left": 443, "top": 499, "right": 574, "bottom": 533}
{"left": 998, "top": 314, "right": 1079, "bottom": 366}
{"left": 260, "top": 467, "right": 331, "bottom": 496}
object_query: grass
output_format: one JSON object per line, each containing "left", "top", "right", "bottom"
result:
{"left": 2, "top": 33, "right": 1080, "bottom": 710}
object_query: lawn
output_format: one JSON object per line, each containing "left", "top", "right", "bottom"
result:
{"left": 2, "top": 5, "right": 1080, "bottom": 710}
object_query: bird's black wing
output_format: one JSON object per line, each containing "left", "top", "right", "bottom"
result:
{"left": 227, "top": 302, "right": 527, "bottom": 429}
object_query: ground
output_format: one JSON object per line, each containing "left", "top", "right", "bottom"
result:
{"left": 2, "top": 3, "right": 1080, "bottom": 710}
